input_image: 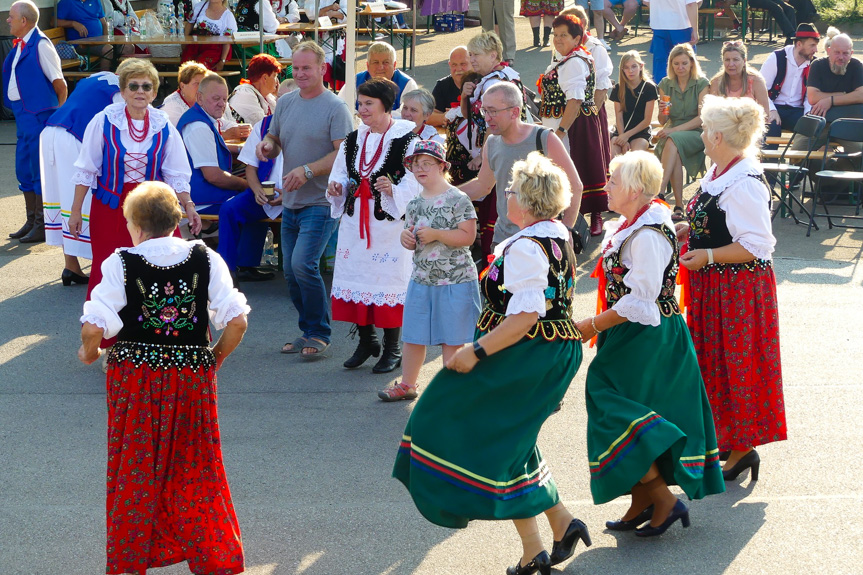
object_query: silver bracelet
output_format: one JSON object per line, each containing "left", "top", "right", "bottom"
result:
{"left": 591, "top": 316, "right": 602, "bottom": 334}
{"left": 707, "top": 248, "right": 714, "bottom": 266}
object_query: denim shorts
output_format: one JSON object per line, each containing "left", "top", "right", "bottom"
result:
{"left": 576, "top": 0, "right": 605, "bottom": 11}
{"left": 402, "top": 280, "right": 482, "bottom": 346}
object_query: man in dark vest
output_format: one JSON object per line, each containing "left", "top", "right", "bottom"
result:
{"left": 3, "top": 0, "right": 67, "bottom": 243}
{"left": 761, "top": 23, "right": 820, "bottom": 137}
{"left": 338, "top": 41, "right": 417, "bottom": 118}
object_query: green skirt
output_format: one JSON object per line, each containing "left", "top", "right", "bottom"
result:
{"left": 586, "top": 314, "right": 725, "bottom": 505}
{"left": 394, "top": 336, "right": 582, "bottom": 529}
{"left": 654, "top": 128, "right": 706, "bottom": 180}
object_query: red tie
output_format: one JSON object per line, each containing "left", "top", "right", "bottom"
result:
{"left": 13, "top": 38, "right": 25, "bottom": 49}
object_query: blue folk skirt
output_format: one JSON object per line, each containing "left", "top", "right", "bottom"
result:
{"left": 402, "top": 280, "right": 481, "bottom": 346}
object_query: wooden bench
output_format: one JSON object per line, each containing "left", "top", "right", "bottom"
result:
{"left": 44, "top": 26, "right": 99, "bottom": 70}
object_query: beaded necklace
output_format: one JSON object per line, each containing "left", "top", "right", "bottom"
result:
{"left": 125, "top": 108, "right": 149, "bottom": 143}
{"left": 354, "top": 121, "right": 392, "bottom": 248}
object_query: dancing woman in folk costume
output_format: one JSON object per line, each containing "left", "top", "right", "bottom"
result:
{"left": 41, "top": 71, "right": 122, "bottom": 286}
{"left": 327, "top": 78, "right": 421, "bottom": 374}
{"left": 678, "top": 95, "right": 786, "bottom": 483}
{"left": 395, "top": 153, "right": 590, "bottom": 575}
{"left": 69, "top": 59, "right": 197, "bottom": 349}
{"left": 539, "top": 14, "right": 608, "bottom": 237}
{"left": 576, "top": 151, "right": 724, "bottom": 538}
{"left": 79, "top": 182, "right": 248, "bottom": 575}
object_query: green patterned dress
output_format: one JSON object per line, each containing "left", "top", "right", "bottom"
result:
{"left": 393, "top": 222, "right": 582, "bottom": 528}
{"left": 586, "top": 204, "right": 725, "bottom": 504}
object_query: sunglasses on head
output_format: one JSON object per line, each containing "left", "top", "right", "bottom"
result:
{"left": 127, "top": 82, "right": 153, "bottom": 92}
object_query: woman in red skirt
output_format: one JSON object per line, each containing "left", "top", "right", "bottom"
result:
{"left": 79, "top": 182, "right": 249, "bottom": 575}
{"left": 69, "top": 59, "right": 199, "bottom": 356}
{"left": 678, "top": 95, "right": 786, "bottom": 483}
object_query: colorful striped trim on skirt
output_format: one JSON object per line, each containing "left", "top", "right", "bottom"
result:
{"left": 399, "top": 435, "right": 552, "bottom": 501}
{"left": 589, "top": 412, "right": 721, "bottom": 479}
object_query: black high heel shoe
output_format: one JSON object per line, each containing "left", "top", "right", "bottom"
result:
{"left": 61, "top": 268, "right": 89, "bottom": 286}
{"left": 634, "top": 499, "right": 690, "bottom": 538}
{"left": 605, "top": 505, "right": 654, "bottom": 531}
{"left": 506, "top": 551, "right": 551, "bottom": 575}
{"left": 723, "top": 449, "right": 760, "bottom": 482}
{"left": 550, "top": 518, "right": 591, "bottom": 565}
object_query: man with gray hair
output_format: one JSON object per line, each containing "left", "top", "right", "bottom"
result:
{"left": 460, "top": 82, "right": 583, "bottom": 251}
{"left": 338, "top": 41, "right": 418, "bottom": 117}
{"left": 4, "top": 0, "right": 67, "bottom": 243}
{"left": 805, "top": 28, "right": 863, "bottom": 121}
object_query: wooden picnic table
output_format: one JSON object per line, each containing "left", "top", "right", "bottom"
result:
{"left": 68, "top": 34, "right": 281, "bottom": 77}
{"left": 356, "top": 7, "right": 416, "bottom": 68}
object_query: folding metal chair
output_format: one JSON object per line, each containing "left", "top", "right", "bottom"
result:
{"left": 809, "top": 118, "right": 863, "bottom": 235}
{"left": 761, "top": 114, "right": 825, "bottom": 229}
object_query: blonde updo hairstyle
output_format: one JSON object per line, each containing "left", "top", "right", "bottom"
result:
{"left": 122, "top": 182, "right": 183, "bottom": 238}
{"left": 510, "top": 151, "right": 572, "bottom": 221}
{"left": 117, "top": 58, "right": 160, "bottom": 95}
{"left": 609, "top": 151, "right": 663, "bottom": 199}
{"left": 700, "top": 94, "right": 766, "bottom": 155}
{"left": 178, "top": 60, "right": 209, "bottom": 86}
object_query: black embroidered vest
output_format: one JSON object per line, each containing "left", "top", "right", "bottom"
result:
{"left": 477, "top": 235, "right": 581, "bottom": 341}
{"left": 111, "top": 244, "right": 215, "bottom": 369}
{"left": 540, "top": 51, "right": 596, "bottom": 119}
{"left": 686, "top": 174, "right": 772, "bottom": 273}
{"left": 343, "top": 129, "right": 418, "bottom": 221}
{"left": 236, "top": 0, "right": 261, "bottom": 31}
{"left": 603, "top": 224, "right": 680, "bottom": 318}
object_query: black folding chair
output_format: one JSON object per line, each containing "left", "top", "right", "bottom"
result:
{"left": 809, "top": 118, "right": 863, "bottom": 236}
{"left": 761, "top": 114, "right": 825, "bottom": 229}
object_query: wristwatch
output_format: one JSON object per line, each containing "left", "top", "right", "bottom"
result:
{"left": 557, "top": 126, "right": 567, "bottom": 134}
{"left": 303, "top": 164, "right": 314, "bottom": 180}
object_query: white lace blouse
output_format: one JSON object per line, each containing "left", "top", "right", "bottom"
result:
{"left": 494, "top": 220, "right": 569, "bottom": 317}
{"left": 189, "top": 1, "right": 238, "bottom": 34}
{"left": 327, "top": 119, "right": 421, "bottom": 220}
{"left": 698, "top": 155, "right": 776, "bottom": 261}
{"left": 544, "top": 53, "right": 590, "bottom": 102}
{"left": 72, "top": 102, "right": 192, "bottom": 193}
{"left": 601, "top": 202, "right": 675, "bottom": 327}
{"left": 81, "top": 237, "right": 250, "bottom": 337}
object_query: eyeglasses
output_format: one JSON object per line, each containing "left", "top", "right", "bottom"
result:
{"left": 504, "top": 189, "right": 518, "bottom": 198}
{"left": 127, "top": 82, "right": 154, "bottom": 92}
{"left": 479, "top": 106, "right": 516, "bottom": 118}
{"left": 411, "top": 160, "right": 440, "bottom": 172}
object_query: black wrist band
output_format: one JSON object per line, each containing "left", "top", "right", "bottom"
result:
{"left": 473, "top": 341, "right": 488, "bottom": 360}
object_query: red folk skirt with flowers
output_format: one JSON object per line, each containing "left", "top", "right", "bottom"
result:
{"left": 683, "top": 263, "right": 787, "bottom": 451}
{"left": 105, "top": 357, "right": 244, "bottom": 575}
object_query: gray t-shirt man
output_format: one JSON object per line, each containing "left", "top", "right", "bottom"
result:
{"left": 486, "top": 125, "right": 550, "bottom": 244}
{"left": 268, "top": 89, "right": 353, "bottom": 209}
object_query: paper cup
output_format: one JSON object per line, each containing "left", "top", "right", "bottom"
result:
{"left": 261, "top": 181, "right": 276, "bottom": 199}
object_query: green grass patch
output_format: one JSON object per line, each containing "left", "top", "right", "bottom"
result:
{"left": 813, "top": 0, "right": 862, "bottom": 25}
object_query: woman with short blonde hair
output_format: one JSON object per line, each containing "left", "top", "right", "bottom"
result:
{"left": 396, "top": 151, "right": 590, "bottom": 572}
{"left": 679, "top": 95, "right": 784, "bottom": 484}
{"left": 80, "top": 180, "right": 248, "bottom": 575}
{"left": 576, "top": 150, "right": 724, "bottom": 537}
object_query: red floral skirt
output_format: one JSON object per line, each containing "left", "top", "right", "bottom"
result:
{"left": 105, "top": 360, "right": 244, "bottom": 575}
{"left": 331, "top": 298, "right": 404, "bottom": 328}
{"left": 181, "top": 42, "right": 224, "bottom": 70}
{"left": 686, "top": 264, "right": 787, "bottom": 451}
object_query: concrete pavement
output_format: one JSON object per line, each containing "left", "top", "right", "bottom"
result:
{"left": 1, "top": 16, "right": 863, "bottom": 575}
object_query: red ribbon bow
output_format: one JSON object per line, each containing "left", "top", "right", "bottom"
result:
{"left": 13, "top": 38, "right": 25, "bottom": 48}
{"left": 354, "top": 177, "right": 373, "bottom": 248}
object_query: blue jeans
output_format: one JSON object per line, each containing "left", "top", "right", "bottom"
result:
{"left": 281, "top": 205, "right": 337, "bottom": 343}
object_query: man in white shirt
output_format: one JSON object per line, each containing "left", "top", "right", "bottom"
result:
{"left": 643, "top": 0, "right": 698, "bottom": 81}
{"left": 176, "top": 74, "right": 247, "bottom": 220}
{"left": 761, "top": 23, "right": 820, "bottom": 138}
{"left": 338, "top": 41, "right": 418, "bottom": 118}
{"left": 3, "top": 0, "right": 67, "bottom": 243}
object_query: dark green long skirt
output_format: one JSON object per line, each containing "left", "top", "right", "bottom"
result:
{"left": 586, "top": 313, "right": 725, "bottom": 504}
{"left": 394, "top": 336, "right": 582, "bottom": 529}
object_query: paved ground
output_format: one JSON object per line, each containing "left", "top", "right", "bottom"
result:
{"left": 1, "top": 12, "right": 863, "bottom": 575}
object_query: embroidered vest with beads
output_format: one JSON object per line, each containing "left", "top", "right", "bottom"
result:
{"left": 343, "top": 129, "right": 418, "bottom": 221}
{"left": 603, "top": 223, "right": 681, "bottom": 318}
{"left": 686, "top": 174, "right": 773, "bottom": 273}
{"left": 112, "top": 244, "right": 215, "bottom": 369}
{"left": 540, "top": 51, "right": 596, "bottom": 119}
{"left": 477, "top": 235, "right": 582, "bottom": 342}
